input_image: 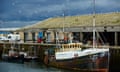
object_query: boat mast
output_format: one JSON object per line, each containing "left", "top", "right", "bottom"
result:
{"left": 62, "top": 10, "right": 65, "bottom": 32}
{"left": 62, "top": 0, "right": 68, "bottom": 32}
{"left": 93, "top": 0, "right": 96, "bottom": 48}
{"left": 62, "top": 4, "right": 66, "bottom": 44}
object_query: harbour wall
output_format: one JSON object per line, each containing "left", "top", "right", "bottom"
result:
{"left": 109, "top": 47, "right": 120, "bottom": 72}
{"left": 0, "top": 42, "right": 120, "bottom": 72}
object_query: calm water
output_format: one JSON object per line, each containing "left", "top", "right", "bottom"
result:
{"left": 0, "top": 61, "right": 73, "bottom": 72}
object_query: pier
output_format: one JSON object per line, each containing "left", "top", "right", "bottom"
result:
{"left": 0, "top": 42, "right": 120, "bottom": 72}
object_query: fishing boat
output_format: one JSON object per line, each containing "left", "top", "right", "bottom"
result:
{"left": 22, "top": 46, "right": 38, "bottom": 62}
{"left": 2, "top": 45, "right": 38, "bottom": 63}
{"left": 43, "top": 42, "right": 109, "bottom": 71}
{"left": 2, "top": 46, "right": 24, "bottom": 63}
{"left": 43, "top": 0, "right": 109, "bottom": 71}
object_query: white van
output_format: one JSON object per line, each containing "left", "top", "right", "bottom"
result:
{"left": 0, "top": 36, "right": 8, "bottom": 41}
{"left": 7, "top": 34, "right": 20, "bottom": 41}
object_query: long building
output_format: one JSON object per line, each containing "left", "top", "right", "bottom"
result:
{"left": 1, "top": 12, "right": 120, "bottom": 46}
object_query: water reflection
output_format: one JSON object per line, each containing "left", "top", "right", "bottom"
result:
{"left": 0, "top": 61, "right": 71, "bottom": 72}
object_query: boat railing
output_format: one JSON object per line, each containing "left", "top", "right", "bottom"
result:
{"left": 55, "top": 43, "right": 82, "bottom": 52}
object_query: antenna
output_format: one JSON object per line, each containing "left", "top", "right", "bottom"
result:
{"left": 62, "top": 11, "right": 65, "bottom": 32}
{"left": 93, "top": 0, "right": 96, "bottom": 48}
{"left": 62, "top": 0, "right": 68, "bottom": 32}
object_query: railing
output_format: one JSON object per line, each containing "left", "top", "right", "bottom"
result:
{"left": 0, "top": 42, "right": 120, "bottom": 49}
{"left": 55, "top": 43, "right": 83, "bottom": 52}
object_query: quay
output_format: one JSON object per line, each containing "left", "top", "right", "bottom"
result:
{"left": 0, "top": 42, "right": 120, "bottom": 72}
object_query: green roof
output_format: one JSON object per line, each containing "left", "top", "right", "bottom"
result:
{"left": 19, "top": 12, "right": 120, "bottom": 31}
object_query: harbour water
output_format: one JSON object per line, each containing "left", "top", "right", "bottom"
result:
{"left": 0, "top": 61, "right": 74, "bottom": 72}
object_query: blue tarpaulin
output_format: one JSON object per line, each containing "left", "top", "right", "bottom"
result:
{"left": 38, "top": 32, "right": 43, "bottom": 38}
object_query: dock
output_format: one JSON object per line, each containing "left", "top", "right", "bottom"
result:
{"left": 0, "top": 42, "right": 120, "bottom": 72}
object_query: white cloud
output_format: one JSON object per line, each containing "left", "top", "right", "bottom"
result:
{"left": 3, "top": 21, "right": 37, "bottom": 23}
{"left": 67, "top": 0, "right": 92, "bottom": 10}
{"left": 17, "top": 0, "right": 92, "bottom": 16}
{"left": 1, "top": 21, "right": 38, "bottom": 28}
{"left": 1, "top": 0, "right": 120, "bottom": 23}
{"left": 96, "top": 0, "right": 120, "bottom": 7}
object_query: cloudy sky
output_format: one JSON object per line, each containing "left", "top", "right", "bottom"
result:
{"left": 0, "top": 0, "right": 120, "bottom": 28}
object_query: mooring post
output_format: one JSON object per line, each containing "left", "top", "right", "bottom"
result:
{"left": 114, "top": 32, "right": 118, "bottom": 46}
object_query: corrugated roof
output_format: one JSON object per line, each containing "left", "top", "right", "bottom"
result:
{"left": 0, "top": 28, "right": 20, "bottom": 31}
